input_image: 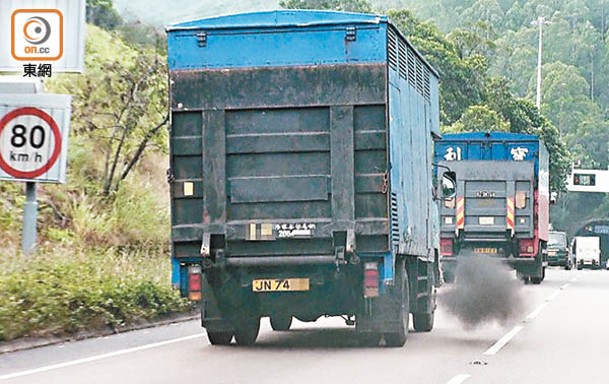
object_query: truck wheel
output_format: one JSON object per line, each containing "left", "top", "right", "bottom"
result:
{"left": 384, "top": 261, "right": 409, "bottom": 347}
{"left": 517, "top": 271, "right": 530, "bottom": 284}
{"left": 530, "top": 267, "right": 545, "bottom": 285}
{"left": 207, "top": 331, "right": 232, "bottom": 345}
{"left": 270, "top": 315, "right": 292, "bottom": 331}
{"left": 233, "top": 317, "right": 260, "bottom": 346}
{"left": 358, "top": 332, "right": 382, "bottom": 347}
{"left": 443, "top": 271, "right": 455, "bottom": 284}
{"left": 413, "top": 312, "right": 434, "bottom": 332}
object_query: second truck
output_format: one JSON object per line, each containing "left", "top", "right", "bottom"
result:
{"left": 435, "top": 132, "right": 550, "bottom": 284}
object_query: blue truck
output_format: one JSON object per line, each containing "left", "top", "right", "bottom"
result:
{"left": 435, "top": 132, "right": 550, "bottom": 284}
{"left": 166, "top": 10, "right": 443, "bottom": 347}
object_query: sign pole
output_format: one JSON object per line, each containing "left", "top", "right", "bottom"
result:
{"left": 22, "top": 181, "right": 37, "bottom": 255}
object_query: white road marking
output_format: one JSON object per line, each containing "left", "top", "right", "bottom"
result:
{"left": 483, "top": 325, "right": 524, "bottom": 355}
{"left": 481, "top": 279, "right": 575, "bottom": 358}
{"left": 0, "top": 333, "right": 205, "bottom": 381}
{"left": 446, "top": 374, "right": 471, "bottom": 384}
{"left": 526, "top": 302, "right": 549, "bottom": 321}
{"left": 546, "top": 290, "right": 562, "bottom": 302}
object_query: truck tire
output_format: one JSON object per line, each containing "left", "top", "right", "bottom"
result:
{"left": 358, "top": 332, "right": 382, "bottom": 347}
{"left": 384, "top": 261, "right": 410, "bottom": 347}
{"left": 443, "top": 272, "right": 455, "bottom": 284}
{"left": 233, "top": 317, "right": 260, "bottom": 346}
{"left": 270, "top": 315, "right": 292, "bottom": 331}
{"left": 413, "top": 312, "right": 434, "bottom": 332}
{"left": 413, "top": 268, "right": 436, "bottom": 332}
{"left": 207, "top": 331, "right": 233, "bottom": 346}
{"left": 530, "top": 267, "right": 545, "bottom": 285}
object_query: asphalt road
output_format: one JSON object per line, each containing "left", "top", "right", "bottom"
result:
{"left": 1, "top": 268, "right": 607, "bottom": 384}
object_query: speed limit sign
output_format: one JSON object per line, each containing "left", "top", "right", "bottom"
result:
{"left": 0, "top": 93, "right": 71, "bottom": 183}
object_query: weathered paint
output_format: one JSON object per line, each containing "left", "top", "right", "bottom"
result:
{"left": 167, "top": 11, "right": 387, "bottom": 70}
{"left": 436, "top": 132, "right": 549, "bottom": 242}
{"left": 167, "top": 11, "right": 441, "bottom": 317}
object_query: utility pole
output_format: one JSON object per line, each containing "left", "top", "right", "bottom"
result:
{"left": 532, "top": 16, "right": 551, "bottom": 109}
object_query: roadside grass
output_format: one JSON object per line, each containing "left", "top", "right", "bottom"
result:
{"left": 0, "top": 246, "right": 191, "bottom": 342}
{"left": 0, "top": 147, "right": 191, "bottom": 343}
{"left": 0, "top": 24, "right": 192, "bottom": 343}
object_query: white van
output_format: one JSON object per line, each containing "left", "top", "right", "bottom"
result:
{"left": 574, "top": 236, "right": 601, "bottom": 270}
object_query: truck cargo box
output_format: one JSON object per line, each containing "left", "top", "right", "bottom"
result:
{"left": 167, "top": 10, "right": 441, "bottom": 346}
{"left": 435, "top": 132, "right": 550, "bottom": 284}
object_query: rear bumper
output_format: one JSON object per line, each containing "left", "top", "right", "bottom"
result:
{"left": 442, "top": 255, "right": 537, "bottom": 266}
{"left": 547, "top": 250, "right": 569, "bottom": 266}
{"left": 547, "top": 257, "right": 568, "bottom": 266}
{"left": 577, "top": 259, "right": 599, "bottom": 266}
{"left": 441, "top": 254, "right": 540, "bottom": 276}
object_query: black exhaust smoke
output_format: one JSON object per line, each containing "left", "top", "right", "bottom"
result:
{"left": 439, "top": 254, "right": 526, "bottom": 329}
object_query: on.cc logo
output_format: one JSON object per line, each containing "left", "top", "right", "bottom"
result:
{"left": 11, "top": 9, "right": 63, "bottom": 61}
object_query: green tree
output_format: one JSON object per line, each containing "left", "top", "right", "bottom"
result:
{"left": 86, "top": 0, "right": 123, "bottom": 30}
{"left": 459, "top": 0, "right": 505, "bottom": 29}
{"left": 388, "top": 9, "right": 487, "bottom": 124}
{"left": 536, "top": 61, "right": 601, "bottom": 132}
{"left": 49, "top": 26, "right": 168, "bottom": 196}
{"left": 448, "top": 21, "right": 497, "bottom": 60}
{"left": 446, "top": 105, "right": 510, "bottom": 132}
{"left": 484, "top": 78, "right": 572, "bottom": 192}
{"left": 564, "top": 120, "right": 609, "bottom": 169}
{"left": 584, "top": 0, "right": 609, "bottom": 38}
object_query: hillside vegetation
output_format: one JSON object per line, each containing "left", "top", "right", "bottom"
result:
{"left": 390, "top": 0, "right": 609, "bottom": 233}
{"left": 0, "top": 24, "right": 190, "bottom": 342}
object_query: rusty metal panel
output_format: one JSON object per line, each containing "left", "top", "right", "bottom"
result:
{"left": 230, "top": 176, "right": 329, "bottom": 204}
{"left": 170, "top": 64, "right": 390, "bottom": 261}
{"left": 170, "top": 64, "right": 386, "bottom": 110}
{"left": 330, "top": 106, "right": 356, "bottom": 229}
{"left": 201, "top": 110, "right": 226, "bottom": 232}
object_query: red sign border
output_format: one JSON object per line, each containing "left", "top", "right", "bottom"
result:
{"left": 0, "top": 107, "right": 62, "bottom": 179}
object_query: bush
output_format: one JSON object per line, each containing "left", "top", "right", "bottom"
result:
{"left": 0, "top": 248, "right": 190, "bottom": 342}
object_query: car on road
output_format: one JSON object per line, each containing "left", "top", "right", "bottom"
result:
{"left": 573, "top": 236, "right": 601, "bottom": 270}
{"left": 547, "top": 231, "right": 573, "bottom": 270}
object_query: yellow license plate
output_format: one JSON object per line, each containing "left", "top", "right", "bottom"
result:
{"left": 474, "top": 248, "right": 497, "bottom": 254}
{"left": 252, "top": 278, "right": 310, "bottom": 292}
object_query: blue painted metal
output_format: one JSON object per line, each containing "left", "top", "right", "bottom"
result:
{"left": 434, "top": 132, "right": 546, "bottom": 174}
{"left": 382, "top": 253, "right": 394, "bottom": 289}
{"left": 168, "top": 10, "right": 386, "bottom": 30}
{"left": 171, "top": 257, "right": 181, "bottom": 289}
{"left": 167, "top": 10, "right": 387, "bottom": 70}
{"left": 386, "top": 24, "right": 440, "bottom": 261}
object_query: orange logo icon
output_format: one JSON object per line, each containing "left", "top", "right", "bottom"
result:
{"left": 11, "top": 9, "right": 63, "bottom": 61}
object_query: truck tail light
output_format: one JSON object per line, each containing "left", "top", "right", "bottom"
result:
{"left": 363, "top": 262, "right": 379, "bottom": 298}
{"left": 519, "top": 239, "right": 536, "bottom": 256}
{"left": 188, "top": 265, "right": 202, "bottom": 301}
{"left": 441, "top": 238, "right": 453, "bottom": 256}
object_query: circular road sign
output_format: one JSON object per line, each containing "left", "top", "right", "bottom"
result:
{"left": 0, "top": 107, "right": 62, "bottom": 179}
